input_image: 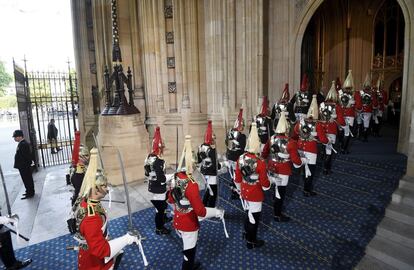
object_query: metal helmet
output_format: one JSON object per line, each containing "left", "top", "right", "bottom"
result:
{"left": 270, "top": 135, "right": 289, "bottom": 157}
{"left": 319, "top": 102, "right": 336, "bottom": 121}
{"left": 151, "top": 126, "right": 164, "bottom": 156}
{"left": 238, "top": 154, "right": 258, "bottom": 183}
{"left": 362, "top": 93, "right": 372, "bottom": 105}
{"left": 246, "top": 122, "right": 261, "bottom": 154}
{"left": 299, "top": 118, "right": 316, "bottom": 140}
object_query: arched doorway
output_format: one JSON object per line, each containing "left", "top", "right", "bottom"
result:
{"left": 297, "top": 0, "right": 411, "bottom": 152}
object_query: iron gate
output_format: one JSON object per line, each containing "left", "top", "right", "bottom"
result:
{"left": 14, "top": 62, "right": 79, "bottom": 167}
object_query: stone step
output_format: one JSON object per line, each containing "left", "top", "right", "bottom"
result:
{"left": 386, "top": 202, "right": 414, "bottom": 225}
{"left": 377, "top": 216, "right": 414, "bottom": 249}
{"left": 366, "top": 235, "right": 414, "bottom": 270}
{"left": 392, "top": 188, "right": 414, "bottom": 208}
{"left": 356, "top": 254, "right": 398, "bottom": 270}
{"left": 399, "top": 176, "right": 414, "bottom": 191}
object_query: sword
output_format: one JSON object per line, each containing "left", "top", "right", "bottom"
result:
{"left": 92, "top": 132, "right": 105, "bottom": 170}
{"left": 116, "top": 149, "right": 148, "bottom": 266}
{"left": 0, "top": 165, "right": 30, "bottom": 242}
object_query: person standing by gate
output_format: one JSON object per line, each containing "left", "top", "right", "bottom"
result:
{"left": 47, "top": 119, "right": 61, "bottom": 154}
{"left": 13, "top": 130, "right": 35, "bottom": 199}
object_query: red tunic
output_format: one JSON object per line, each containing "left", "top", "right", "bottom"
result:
{"left": 168, "top": 172, "right": 207, "bottom": 232}
{"left": 78, "top": 200, "right": 112, "bottom": 270}
{"left": 293, "top": 122, "right": 329, "bottom": 154}
{"left": 355, "top": 90, "right": 378, "bottom": 113}
{"left": 234, "top": 153, "right": 270, "bottom": 202}
{"left": 342, "top": 107, "right": 355, "bottom": 118}
{"left": 262, "top": 136, "right": 302, "bottom": 176}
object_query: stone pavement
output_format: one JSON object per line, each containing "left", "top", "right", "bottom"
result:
{"left": 2, "top": 164, "right": 154, "bottom": 249}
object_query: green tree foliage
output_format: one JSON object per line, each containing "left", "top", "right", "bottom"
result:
{"left": 0, "top": 61, "right": 13, "bottom": 96}
{"left": 0, "top": 95, "right": 17, "bottom": 109}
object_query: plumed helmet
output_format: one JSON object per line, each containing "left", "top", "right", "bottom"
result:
{"left": 71, "top": 131, "right": 81, "bottom": 166}
{"left": 300, "top": 74, "right": 309, "bottom": 92}
{"left": 246, "top": 122, "right": 261, "bottom": 154}
{"left": 325, "top": 81, "right": 338, "bottom": 103}
{"left": 204, "top": 120, "right": 214, "bottom": 145}
{"left": 233, "top": 108, "right": 245, "bottom": 131}
{"left": 151, "top": 126, "right": 164, "bottom": 156}
{"left": 306, "top": 95, "right": 319, "bottom": 119}
{"left": 275, "top": 110, "right": 289, "bottom": 135}
{"left": 319, "top": 102, "right": 336, "bottom": 121}
{"left": 343, "top": 70, "right": 354, "bottom": 90}
{"left": 363, "top": 73, "right": 371, "bottom": 89}
{"left": 299, "top": 119, "right": 316, "bottom": 140}
{"left": 79, "top": 148, "right": 108, "bottom": 199}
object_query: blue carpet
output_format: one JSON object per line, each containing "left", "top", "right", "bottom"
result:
{"left": 9, "top": 126, "right": 407, "bottom": 270}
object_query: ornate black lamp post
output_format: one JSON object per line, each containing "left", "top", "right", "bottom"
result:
{"left": 101, "top": 0, "right": 139, "bottom": 115}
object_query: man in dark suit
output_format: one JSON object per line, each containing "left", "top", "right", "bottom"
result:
{"left": 0, "top": 211, "right": 32, "bottom": 269}
{"left": 47, "top": 119, "right": 61, "bottom": 154}
{"left": 12, "top": 130, "right": 35, "bottom": 199}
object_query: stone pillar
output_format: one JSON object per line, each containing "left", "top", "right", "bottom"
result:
{"left": 98, "top": 115, "right": 149, "bottom": 185}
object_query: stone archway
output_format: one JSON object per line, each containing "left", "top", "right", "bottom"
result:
{"left": 292, "top": 0, "right": 414, "bottom": 164}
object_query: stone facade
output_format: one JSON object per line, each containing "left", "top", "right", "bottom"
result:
{"left": 71, "top": 0, "right": 414, "bottom": 182}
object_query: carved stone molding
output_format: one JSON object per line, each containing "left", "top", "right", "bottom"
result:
{"left": 167, "top": 57, "right": 175, "bottom": 68}
{"left": 164, "top": 0, "right": 173, "bottom": 19}
{"left": 168, "top": 82, "right": 177, "bottom": 93}
{"left": 166, "top": 31, "right": 174, "bottom": 44}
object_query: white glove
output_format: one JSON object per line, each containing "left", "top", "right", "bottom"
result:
{"left": 311, "top": 131, "right": 317, "bottom": 137}
{"left": 300, "top": 157, "right": 308, "bottom": 165}
{"left": 215, "top": 209, "right": 225, "bottom": 219}
{"left": 204, "top": 207, "right": 220, "bottom": 219}
{"left": 0, "top": 216, "right": 14, "bottom": 225}
{"left": 105, "top": 233, "right": 138, "bottom": 263}
{"left": 0, "top": 216, "right": 17, "bottom": 225}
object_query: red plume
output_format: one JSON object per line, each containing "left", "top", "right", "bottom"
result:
{"left": 204, "top": 121, "right": 213, "bottom": 145}
{"left": 152, "top": 127, "right": 163, "bottom": 155}
{"left": 71, "top": 131, "right": 81, "bottom": 166}
{"left": 335, "top": 77, "right": 342, "bottom": 91}
{"left": 233, "top": 108, "right": 244, "bottom": 131}
{"left": 280, "top": 83, "right": 290, "bottom": 102}
{"left": 260, "top": 96, "right": 269, "bottom": 116}
{"left": 300, "top": 74, "right": 309, "bottom": 92}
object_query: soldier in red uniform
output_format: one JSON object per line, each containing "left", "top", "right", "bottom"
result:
{"left": 337, "top": 71, "right": 356, "bottom": 154}
{"left": 319, "top": 81, "right": 346, "bottom": 175}
{"left": 355, "top": 73, "right": 378, "bottom": 142}
{"left": 226, "top": 108, "right": 247, "bottom": 199}
{"left": 372, "top": 78, "right": 388, "bottom": 137}
{"left": 168, "top": 135, "right": 224, "bottom": 270}
{"left": 234, "top": 123, "right": 271, "bottom": 248}
{"left": 75, "top": 148, "right": 139, "bottom": 270}
{"left": 262, "top": 112, "right": 302, "bottom": 222}
{"left": 290, "top": 74, "right": 313, "bottom": 121}
{"left": 271, "top": 83, "right": 296, "bottom": 130}
{"left": 293, "top": 95, "right": 329, "bottom": 196}
{"left": 255, "top": 96, "right": 273, "bottom": 152}
{"left": 144, "top": 126, "right": 171, "bottom": 235}
{"left": 197, "top": 121, "right": 221, "bottom": 207}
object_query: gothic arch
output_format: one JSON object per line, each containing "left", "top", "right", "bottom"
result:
{"left": 292, "top": 0, "right": 414, "bottom": 155}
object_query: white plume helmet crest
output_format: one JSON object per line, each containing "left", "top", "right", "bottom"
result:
{"left": 325, "top": 81, "right": 338, "bottom": 102}
{"left": 363, "top": 73, "right": 371, "bottom": 88}
{"left": 275, "top": 111, "right": 289, "bottom": 134}
{"left": 246, "top": 122, "right": 261, "bottom": 154}
{"left": 177, "top": 135, "right": 194, "bottom": 174}
{"left": 307, "top": 95, "right": 319, "bottom": 119}
{"left": 79, "top": 148, "right": 104, "bottom": 198}
{"left": 343, "top": 70, "right": 354, "bottom": 90}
